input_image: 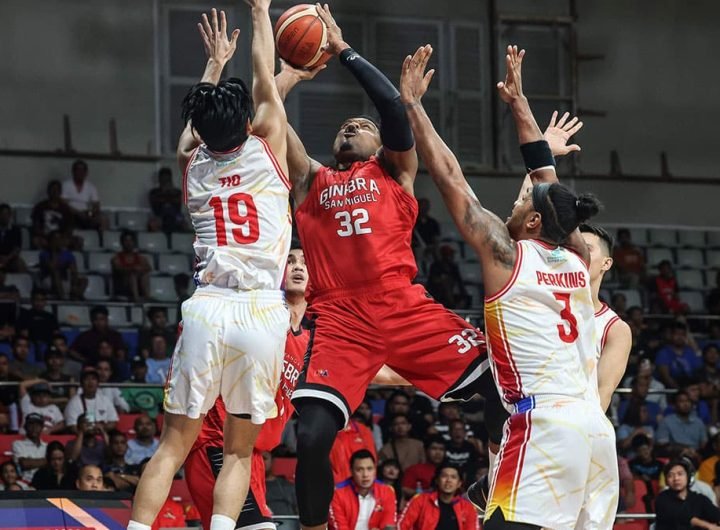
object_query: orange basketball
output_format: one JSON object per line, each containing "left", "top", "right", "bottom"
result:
{"left": 274, "top": 4, "right": 332, "bottom": 69}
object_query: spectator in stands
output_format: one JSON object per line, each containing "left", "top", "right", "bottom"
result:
{"left": 145, "top": 333, "right": 171, "bottom": 384}
{"left": 30, "top": 440, "right": 75, "bottom": 490}
{"left": 0, "top": 353, "right": 20, "bottom": 411}
{"left": 434, "top": 402, "right": 462, "bottom": 441}
{"left": 682, "top": 380, "right": 712, "bottom": 424}
{"left": 398, "top": 463, "right": 478, "bottom": 530}
{"left": 629, "top": 434, "right": 664, "bottom": 481}
{"left": 32, "top": 180, "right": 73, "bottom": 248}
{"left": 610, "top": 292, "right": 628, "bottom": 320}
{"left": 379, "top": 390, "right": 413, "bottom": 442}
{"left": 64, "top": 366, "right": 119, "bottom": 432}
{"left": 617, "top": 403, "right": 656, "bottom": 452}
{"left": 0, "top": 204, "right": 26, "bottom": 273}
{"left": 426, "top": 245, "right": 468, "bottom": 309}
{"left": 39, "top": 230, "right": 86, "bottom": 300}
{"left": 112, "top": 230, "right": 151, "bottom": 302}
{"left": 329, "top": 449, "right": 396, "bottom": 530}
{"left": 617, "top": 456, "right": 636, "bottom": 513}
{"left": 9, "top": 336, "right": 42, "bottom": 380}
{"left": 618, "top": 376, "right": 662, "bottom": 428}
{"left": 655, "top": 459, "right": 720, "bottom": 530}
{"left": 621, "top": 358, "right": 668, "bottom": 411}
{"left": 355, "top": 400, "right": 383, "bottom": 449}
{"left": 613, "top": 229, "right": 646, "bottom": 288}
{"left": 653, "top": 260, "right": 689, "bottom": 314}
{"left": 0, "top": 460, "right": 32, "bottom": 491}
{"left": 125, "top": 414, "right": 159, "bottom": 466}
{"left": 70, "top": 305, "right": 125, "bottom": 365}
{"left": 379, "top": 414, "right": 425, "bottom": 471}
{"left": 627, "top": 306, "right": 662, "bottom": 358}
{"left": 103, "top": 430, "right": 140, "bottom": 492}
{"left": 413, "top": 198, "right": 440, "bottom": 260}
{"left": 39, "top": 346, "right": 76, "bottom": 408}
{"left": 66, "top": 413, "right": 109, "bottom": 467}
{"left": 12, "top": 413, "right": 47, "bottom": 482}
{"left": 262, "top": 451, "right": 298, "bottom": 516}
{"left": 700, "top": 344, "right": 720, "bottom": 390}
{"left": 444, "top": 419, "right": 481, "bottom": 476}
{"left": 402, "top": 435, "right": 446, "bottom": 498}
{"left": 330, "top": 415, "right": 376, "bottom": 484}
{"left": 61, "top": 160, "right": 103, "bottom": 231}
{"left": 699, "top": 434, "right": 720, "bottom": 487}
{"left": 17, "top": 290, "right": 59, "bottom": 348}
{"left": 148, "top": 167, "right": 186, "bottom": 233}
{"left": 656, "top": 322, "right": 702, "bottom": 388}
{"left": 52, "top": 333, "right": 82, "bottom": 378}
{"left": 0, "top": 270, "right": 19, "bottom": 338}
{"left": 18, "top": 381, "right": 64, "bottom": 434}
{"left": 708, "top": 271, "right": 720, "bottom": 316}
{"left": 75, "top": 463, "right": 104, "bottom": 491}
{"left": 657, "top": 390, "right": 707, "bottom": 453}
{"left": 378, "top": 459, "right": 403, "bottom": 512}
{"left": 139, "top": 307, "right": 176, "bottom": 358}
{"left": 94, "top": 359, "right": 129, "bottom": 413}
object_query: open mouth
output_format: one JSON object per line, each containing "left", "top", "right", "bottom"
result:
{"left": 291, "top": 273, "right": 305, "bottom": 282}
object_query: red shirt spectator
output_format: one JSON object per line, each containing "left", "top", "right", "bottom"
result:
{"left": 330, "top": 450, "right": 396, "bottom": 530}
{"left": 331, "top": 419, "right": 376, "bottom": 485}
{"left": 401, "top": 436, "right": 446, "bottom": 499}
{"left": 654, "top": 261, "right": 688, "bottom": 314}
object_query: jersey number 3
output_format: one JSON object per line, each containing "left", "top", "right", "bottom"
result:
{"left": 209, "top": 193, "right": 260, "bottom": 246}
{"left": 553, "top": 292, "right": 579, "bottom": 343}
{"left": 335, "top": 208, "right": 372, "bottom": 237}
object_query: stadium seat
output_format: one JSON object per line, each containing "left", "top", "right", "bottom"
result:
{"left": 678, "top": 230, "right": 706, "bottom": 248}
{"left": 141, "top": 253, "right": 156, "bottom": 271}
{"left": 20, "top": 249, "right": 40, "bottom": 268}
{"left": 708, "top": 231, "right": 720, "bottom": 248}
{"left": 130, "top": 306, "right": 145, "bottom": 326}
{"left": 459, "top": 261, "right": 482, "bottom": 284}
{"left": 14, "top": 206, "right": 32, "bottom": 227}
{"left": 6, "top": 273, "right": 33, "bottom": 299}
{"left": 614, "top": 289, "right": 642, "bottom": 308}
{"left": 158, "top": 254, "right": 190, "bottom": 276}
{"left": 138, "top": 232, "right": 169, "bottom": 253}
{"left": 121, "top": 330, "right": 139, "bottom": 355}
{"left": 149, "top": 277, "right": 176, "bottom": 302}
{"left": 0, "top": 434, "right": 23, "bottom": 457}
{"left": 170, "top": 233, "right": 195, "bottom": 253}
{"left": 272, "top": 457, "right": 297, "bottom": 482}
{"left": 72, "top": 251, "right": 86, "bottom": 272}
{"left": 117, "top": 211, "right": 148, "bottom": 231}
{"left": 646, "top": 248, "right": 674, "bottom": 267}
{"left": 84, "top": 275, "right": 108, "bottom": 300}
{"left": 707, "top": 251, "right": 720, "bottom": 269}
{"left": 108, "top": 305, "right": 131, "bottom": 327}
{"left": 167, "top": 306, "right": 178, "bottom": 325}
{"left": 676, "top": 270, "right": 705, "bottom": 290}
{"left": 627, "top": 228, "right": 648, "bottom": 246}
{"left": 57, "top": 305, "right": 91, "bottom": 327}
{"left": 676, "top": 249, "right": 704, "bottom": 269}
{"left": 678, "top": 290, "right": 705, "bottom": 313}
{"left": 648, "top": 228, "right": 678, "bottom": 247}
{"left": 88, "top": 252, "right": 114, "bottom": 274}
{"left": 102, "top": 230, "right": 123, "bottom": 252}
{"left": 76, "top": 229, "right": 101, "bottom": 251}
{"left": 117, "top": 413, "right": 143, "bottom": 434}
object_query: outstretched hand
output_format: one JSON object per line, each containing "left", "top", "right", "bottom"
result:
{"left": 544, "top": 111, "right": 583, "bottom": 156}
{"left": 400, "top": 45, "right": 436, "bottom": 106}
{"left": 315, "top": 3, "right": 349, "bottom": 56}
{"left": 279, "top": 58, "right": 327, "bottom": 81}
{"left": 496, "top": 45, "right": 525, "bottom": 104}
{"left": 198, "top": 8, "right": 240, "bottom": 64}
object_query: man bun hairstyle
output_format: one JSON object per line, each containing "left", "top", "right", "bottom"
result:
{"left": 181, "top": 78, "right": 253, "bottom": 153}
{"left": 532, "top": 183, "right": 602, "bottom": 245}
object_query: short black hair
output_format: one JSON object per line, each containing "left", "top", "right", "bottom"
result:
{"left": 434, "top": 461, "right": 463, "bottom": 482}
{"left": 181, "top": 78, "right": 253, "bottom": 153}
{"left": 349, "top": 449, "right": 375, "bottom": 469}
{"left": 424, "top": 435, "right": 446, "bottom": 449}
{"left": 52, "top": 332, "right": 67, "bottom": 344}
{"left": 664, "top": 459, "right": 692, "bottom": 480}
{"left": 674, "top": 389, "right": 690, "bottom": 403}
{"left": 147, "top": 306, "right": 167, "bottom": 319}
{"left": 290, "top": 239, "right": 303, "bottom": 251}
{"left": 90, "top": 305, "right": 109, "bottom": 320}
{"left": 579, "top": 223, "right": 614, "bottom": 256}
{"left": 72, "top": 159, "right": 88, "bottom": 172}
{"left": 158, "top": 167, "right": 172, "bottom": 178}
{"left": 120, "top": 230, "right": 137, "bottom": 244}
{"left": 46, "top": 180, "right": 62, "bottom": 194}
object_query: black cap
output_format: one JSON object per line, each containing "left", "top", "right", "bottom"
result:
{"left": 24, "top": 413, "right": 44, "bottom": 425}
{"left": 29, "top": 382, "right": 51, "bottom": 395}
{"left": 45, "top": 346, "right": 64, "bottom": 359}
{"left": 131, "top": 356, "right": 146, "bottom": 368}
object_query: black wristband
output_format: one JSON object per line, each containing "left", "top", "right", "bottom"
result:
{"left": 339, "top": 47, "right": 357, "bottom": 65}
{"left": 520, "top": 140, "right": 555, "bottom": 172}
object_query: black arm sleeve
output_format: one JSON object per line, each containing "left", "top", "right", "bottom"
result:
{"left": 339, "top": 48, "right": 414, "bottom": 152}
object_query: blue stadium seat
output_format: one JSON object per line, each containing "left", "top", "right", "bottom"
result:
{"left": 458, "top": 261, "right": 482, "bottom": 285}
{"left": 121, "top": 330, "right": 139, "bottom": 355}
{"left": 627, "top": 228, "right": 648, "bottom": 246}
{"left": 707, "top": 251, "right": 720, "bottom": 269}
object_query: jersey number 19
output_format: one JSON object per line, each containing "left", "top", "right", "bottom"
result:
{"left": 209, "top": 192, "right": 260, "bottom": 246}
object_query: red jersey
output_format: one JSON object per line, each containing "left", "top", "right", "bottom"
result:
{"left": 191, "top": 327, "right": 308, "bottom": 452}
{"left": 330, "top": 420, "right": 377, "bottom": 484}
{"left": 295, "top": 157, "right": 418, "bottom": 297}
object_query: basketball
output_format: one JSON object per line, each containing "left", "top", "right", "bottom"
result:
{"left": 274, "top": 4, "right": 332, "bottom": 69}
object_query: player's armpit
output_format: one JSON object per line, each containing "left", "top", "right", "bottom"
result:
{"left": 287, "top": 125, "right": 322, "bottom": 206}
{"left": 597, "top": 319, "right": 632, "bottom": 411}
{"left": 377, "top": 146, "right": 418, "bottom": 196}
{"left": 177, "top": 123, "right": 200, "bottom": 173}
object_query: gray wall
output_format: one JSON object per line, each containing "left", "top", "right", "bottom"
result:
{"left": 0, "top": 0, "right": 717, "bottom": 226}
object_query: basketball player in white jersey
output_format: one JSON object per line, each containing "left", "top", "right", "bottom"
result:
{"left": 401, "top": 44, "right": 614, "bottom": 529}
{"left": 128, "top": 4, "right": 290, "bottom": 530}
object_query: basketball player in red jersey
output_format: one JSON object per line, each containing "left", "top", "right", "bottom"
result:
{"left": 185, "top": 245, "right": 310, "bottom": 530}
{"left": 274, "top": 6, "right": 503, "bottom": 530}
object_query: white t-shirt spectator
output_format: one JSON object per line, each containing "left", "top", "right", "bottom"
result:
{"left": 12, "top": 439, "right": 47, "bottom": 482}
{"left": 0, "top": 479, "right": 32, "bottom": 490}
{"left": 64, "top": 393, "right": 119, "bottom": 428}
{"left": 81, "top": 387, "right": 130, "bottom": 414}
{"left": 61, "top": 179, "right": 99, "bottom": 211}
{"left": 125, "top": 438, "right": 160, "bottom": 466}
{"left": 19, "top": 395, "right": 64, "bottom": 433}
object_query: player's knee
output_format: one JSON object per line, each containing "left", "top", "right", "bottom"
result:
{"left": 295, "top": 399, "right": 344, "bottom": 457}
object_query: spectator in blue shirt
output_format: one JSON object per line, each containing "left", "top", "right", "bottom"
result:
{"left": 145, "top": 333, "right": 171, "bottom": 384}
{"left": 656, "top": 390, "right": 708, "bottom": 453}
{"left": 655, "top": 323, "right": 702, "bottom": 389}
{"left": 663, "top": 381, "right": 712, "bottom": 425}
{"left": 39, "top": 231, "right": 87, "bottom": 300}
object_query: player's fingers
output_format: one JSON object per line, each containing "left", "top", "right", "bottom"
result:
{"left": 220, "top": 10, "right": 228, "bottom": 36}
{"left": 423, "top": 69, "right": 435, "bottom": 88}
{"left": 198, "top": 23, "right": 211, "bottom": 47}
{"left": 518, "top": 49, "right": 526, "bottom": 62}
{"left": 230, "top": 29, "right": 240, "bottom": 47}
{"left": 211, "top": 8, "right": 219, "bottom": 34}
{"left": 567, "top": 121, "right": 584, "bottom": 137}
{"left": 201, "top": 13, "right": 213, "bottom": 39}
{"left": 497, "top": 81, "right": 505, "bottom": 90}
{"left": 556, "top": 111, "right": 570, "bottom": 128}
{"left": 563, "top": 116, "right": 579, "bottom": 131}
{"left": 548, "top": 110, "right": 558, "bottom": 128}
{"left": 567, "top": 144, "right": 581, "bottom": 152}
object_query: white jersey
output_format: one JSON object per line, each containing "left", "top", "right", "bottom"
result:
{"left": 184, "top": 135, "right": 292, "bottom": 290}
{"left": 484, "top": 239, "right": 596, "bottom": 406}
{"left": 595, "top": 303, "right": 621, "bottom": 356}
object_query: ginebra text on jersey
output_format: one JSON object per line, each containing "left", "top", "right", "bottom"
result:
{"left": 319, "top": 177, "right": 381, "bottom": 210}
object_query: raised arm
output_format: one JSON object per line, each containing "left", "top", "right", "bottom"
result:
{"left": 400, "top": 45, "right": 515, "bottom": 295}
{"left": 177, "top": 9, "right": 240, "bottom": 171}
{"left": 316, "top": 4, "right": 417, "bottom": 193}
{"left": 245, "top": 0, "right": 288, "bottom": 175}
{"left": 499, "top": 45, "right": 590, "bottom": 263}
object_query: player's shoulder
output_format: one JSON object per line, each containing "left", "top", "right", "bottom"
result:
{"left": 607, "top": 316, "right": 631, "bottom": 340}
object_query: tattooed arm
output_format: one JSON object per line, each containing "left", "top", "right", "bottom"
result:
{"left": 400, "top": 46, "right": 516, "bottom": 295}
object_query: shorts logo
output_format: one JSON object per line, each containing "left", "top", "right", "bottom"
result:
{"left": 315, "top": 369, "right": 329, "bottom": 377}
